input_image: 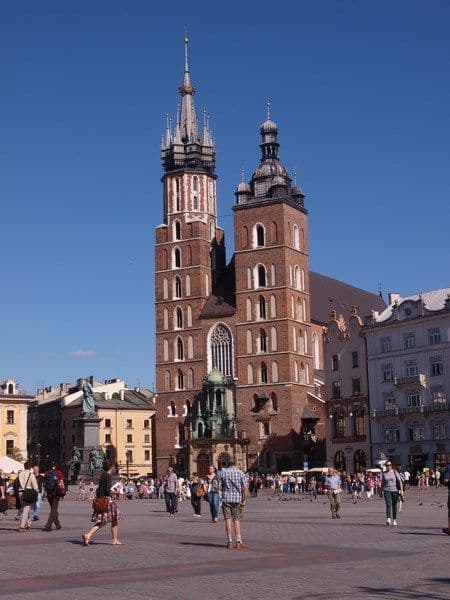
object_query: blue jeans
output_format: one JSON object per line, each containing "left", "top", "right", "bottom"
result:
{"left": 383, "top": 490, "right": 399, "bottom": 519}
{"left": 164, "top": 492, "right": 178, "bottom": 515}
{"left": 33, "top": 492, "right": 43, "bottom": 520}
{"left": 208, "top": 492, "right": 220, "bottom": 520}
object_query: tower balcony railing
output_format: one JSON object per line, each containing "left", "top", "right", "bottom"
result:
{"left": 394, "top": 374, "right": 426, "bottom": 388}
{"left": 373, "top": 402, "right": 448, "bottom": 418}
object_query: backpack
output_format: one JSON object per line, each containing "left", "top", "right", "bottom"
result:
{"left": 45, "top": 471, "right": 58, "bottom": 492}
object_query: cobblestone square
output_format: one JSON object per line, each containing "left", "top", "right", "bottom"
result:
{"left": 0, "top": 487, "right": 448, "bottom": 599}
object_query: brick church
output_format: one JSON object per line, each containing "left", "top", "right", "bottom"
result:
{"left": 154, "top": 39, "right": 384, "bottom": 477}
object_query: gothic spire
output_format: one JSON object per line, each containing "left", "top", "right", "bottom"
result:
{"left": 178, "top": 35, "right": 199, "bottom": 143}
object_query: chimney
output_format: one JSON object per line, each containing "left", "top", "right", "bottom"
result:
{"left": 388, "top": 293, "right": 400, "bottom": 305}
{"left": 119, "top": 389, "right": 125, "bottom": 401}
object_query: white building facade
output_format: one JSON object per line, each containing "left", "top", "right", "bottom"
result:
{"left": 365, "top": 289, "right": 450, "bottom": 473}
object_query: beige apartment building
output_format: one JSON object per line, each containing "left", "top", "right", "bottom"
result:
{"left": 1, "top": 379, "right": 34, "bottom": 461}
{"left": 28, "top": 377, "right": 156, "bottom": 476}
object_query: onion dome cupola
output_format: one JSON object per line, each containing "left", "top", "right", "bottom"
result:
{"left": 161, "top": 37, "right": 215, "bottom": 173}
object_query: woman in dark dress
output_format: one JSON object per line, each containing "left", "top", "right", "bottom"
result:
{"left": 82, "top": 460, "right": 122, "bottom": 546}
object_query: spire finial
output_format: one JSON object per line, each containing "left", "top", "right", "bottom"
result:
{"left": 266, "top": 98, "right": 271, "bottom": 120}
{"left": 203, "top": 108, "right": 207, "bottom": 128}
{"left": 241, "top": 163, "right": 245, "bottom": 183}
{"left": 176, "top": 104, "right": 180, "bottom": 125}
{"left": 293, "top": 169, "right": 297, "bottom": 186}
{"left": 379, "top": 281, "right": 383, "bottom": 300}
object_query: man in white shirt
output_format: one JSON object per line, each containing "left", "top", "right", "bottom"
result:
{"left": 403, "top": 469, "right": 411, "bottom": 490}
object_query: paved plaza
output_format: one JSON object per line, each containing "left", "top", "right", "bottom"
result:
{"left": 0, "top": 487, "right": 449, "bottom": 600}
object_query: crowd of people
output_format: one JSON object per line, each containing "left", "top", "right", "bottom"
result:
{"left": 1, "top": 460, "right": 449, "bottom": 547}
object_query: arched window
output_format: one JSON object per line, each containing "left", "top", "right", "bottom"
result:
{"left": 256, "top": 224, "right": 265, "bottom": 247}
{"left": 287, "top": 221, "right": 291, "bottom": 245}
{"left": 210, "top": 323, "right": 233, "bottom": 376}
{"left": 193, "top": 195, "right": 199, "bottom": 210}
{"left": 178, "top": 422, "right": 185, "bottom": 444}
{"left": 192, "top": 175, "right": 198, "bottom": 192}
{"left": 246, "top": 298, "right": 252, "bottom": 321}
{"left": 257, "top": 265, "right": 267, "bottom": 288}
{"left": 197, "top": 422, "right": 204, "bottom": 438}
{"left": 243, "top": 226, "right": 249, "bottom": 248}
{"left": 270, "top": 264, "right": 276, "bottom": 286}
{"left": 247, "top": 267, "right": 252, "bottom": 289}
{"left": 296, "top": 298, "right": 303, "bottom": 322}
{"left": 161, "top": 249, "right": 168, "bottom": 270}
{"left": 259, "top": 295, "right": 266, "bottom": 319}
{"left": 177, "top": 369, "right": 184, "bottom": 390}
{"left": 247, "top": 363, "right": 254, "bottom": 384}
{"left": 174, "top": 220, "right": 181, "bottom": 240}
{"left": 164, "top": 371, "right": 171, "bottom": 391}
{"left": 293, "top": 224, "right": 300, "bottom": 250}
{"left": 185, "top": 275, "right": 191, "bottom": 296}
{"left": 185, "top": 399, "right": 192, "bottom": 415}
{"left": 163, "top": 278, "right": 169, "bottom": 300}
{"left": 170, "top": 401, "right": 176, "bottom": 417}
{"left": 163, "top": 339, "right": 169, "bottom": 361}
{"left": 334, "top": 450, "right": 346, "bottom": 472}
{"left": 174, "top": 276, "right": 182, "bottom": 299}
{"left": 260, "top": 362, "right": 268, "bottom": 383}
{"left": 332, "top": 354, "right": 339, "bottom": 371}
{"left": 175, "top": 307, "right": 183, "bottom": 329}
{"left": 271, "top": 221, "right": 278, "bottom": 244}
{"left": 215, "top": 389, "right": 222, "bottom": 410}
{"left": 298, "top": 330, "right": 305, "bottom": 354}
{"left": 299, "top": 362, "right": 306, "bottom": 383}
{"left": 187, "top": 369, "right": 194, "bottom": 389}
{"left": 173, "top": 247, "right": 181, "bottom": 268}
{"left": 259, "top": 329, "right": 267, "bottom": 353}
{"left": 163, "top": 308, "right": 169, "bottom": 330}
{"left": 271, "top": 326, "right": 277, "bottom": 351}
{"left": 270, "top": 295, "right": 276, "bottom": 318}
{"left": 272, "top": 361, "right": 279, "bottom": 383}
{"left": 293, "top": 265, "right": 300, "bottom": 290}
{"left": 176, "top": 337, "right": 184, "bottom": 361}
{"left": 246, "top": 330, "right": 252, "bottom": 354}
{"left": 187, "top": 305, "right": 192, "bottom": 327}
{"left": 270, "top": 392, "right": 278, "bottom": 412}
{"left": 312, "top": 332, "right": 320, "bottom": 369}
{"left": 294, "top": 361, "right": 299, "bottom": 382}
{"left": 353, "top": 450, "right": 367, "bottom": 473}
{"left": 301, "top": 228, "right": 305, "bottom": 250}
{"left": 175, "top": 178, "right": 181, "bottom": 212}
{"left": 293, "top": 329, "right": 297, "bottom": 352}
{"left": 187, "top": 336, "right": 193, "bottom": 359}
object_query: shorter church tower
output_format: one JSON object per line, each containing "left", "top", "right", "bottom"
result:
{"left": 232, "top": 111, "right": 322, "bottom": 472}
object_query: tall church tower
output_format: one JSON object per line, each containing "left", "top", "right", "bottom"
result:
{"left": 233, "top": 111, "right": 319, "bottom": 472}
{"left": 154, "top": 38, "right": 226, "bottom": 474}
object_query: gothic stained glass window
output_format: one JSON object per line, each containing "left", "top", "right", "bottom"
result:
{"left": 210, "top": 324, "right": 233, "bottom": 376}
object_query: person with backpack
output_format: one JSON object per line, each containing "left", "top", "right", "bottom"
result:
{"left": 44, "top": 462, "right": 65, "bottom": 531}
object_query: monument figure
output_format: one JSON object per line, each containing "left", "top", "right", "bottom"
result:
{"left": 88, "top": 447, "right": 104, "bottom": 477}
{"left": 82, "top": 379, "right": 96, "bottom": 415}
{"left": 67, "top": 446, "right": 82, "bottom": 480}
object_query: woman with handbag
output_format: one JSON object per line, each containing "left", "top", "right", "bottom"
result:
{"left": 381, "top": 461, "right": 404, "bottom": 526}
{"left": 190, "top": 473, "right": 204, "bottom": 517}
{"left": 18, "top": 461, "right": 38, "bottom": 532}
{"left": 82, "top": 460, "right": 122, "bottom": 546}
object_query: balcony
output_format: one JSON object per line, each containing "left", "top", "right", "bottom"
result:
{"left": 373, "top": 402, "right": 448, "bottom": 418}
{"left": 394, "top": 374, "right": 426, "bottom": 388}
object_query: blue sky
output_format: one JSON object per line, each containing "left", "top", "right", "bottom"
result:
{"left": 1, "top": 1, "right": 449, "bottom": 393}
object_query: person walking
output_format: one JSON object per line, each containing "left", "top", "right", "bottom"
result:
{"left": 217, "top": 459, "right": 249, "bottom": 549}
{"left": 44, "top": 462, "right": 65, "bottom": 531}
{"left": 308, "top": 477, "right": 317, "bottom": 501}
{"left": 32, "top": 465, "right": 44, "bottom": 521}
{"left": 190, "top": 473, "right": 204, "bottom": 517}
{"left": 163, "top": 467, "right": 178, "bottom": 516}
{"left": 206, "top": 465, "right": 220, "bottom": 523}
{"left": 82, "top": 460, "right": 122, "bottom": 546}
{"left": 324, "top": 467, "right": 342, "bottom": 519}
{"left": 18, "top": 461, "right": 39, "bottom": 532}
{"left": 77, "top": 478, "right": 86, "bottom": 501}
{"left": 381, "top": 461, "right": 403, "bottom": 526}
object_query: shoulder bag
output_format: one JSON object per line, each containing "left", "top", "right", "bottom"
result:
{"left": 22, "top": 473, "right": 38, "bottom": 504}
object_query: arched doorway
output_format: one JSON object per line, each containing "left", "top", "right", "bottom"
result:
{"left": 353, "top": 449, "right": 367, "bottom": 473}
{"left": 334, "top": 450, "right": 346, "bottom": 472}
{"left": 196, "top": 451, "right": 210, "bottom": 477}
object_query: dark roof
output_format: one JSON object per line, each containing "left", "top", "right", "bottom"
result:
{"left": 310, "top": 271, "right": 386, "bottom": 325}
{"left": 66, "top": 390, "right": 155, "bottom": 411}
{"left": 200, "top": 258, "right": 236, "bottom": 319}
{"left": 301, "top": 405, "right": 320, "bottom": 420}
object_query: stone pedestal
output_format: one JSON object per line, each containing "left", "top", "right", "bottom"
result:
{"left": 72, "top": 414, "right": 102, "bottom": 482}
